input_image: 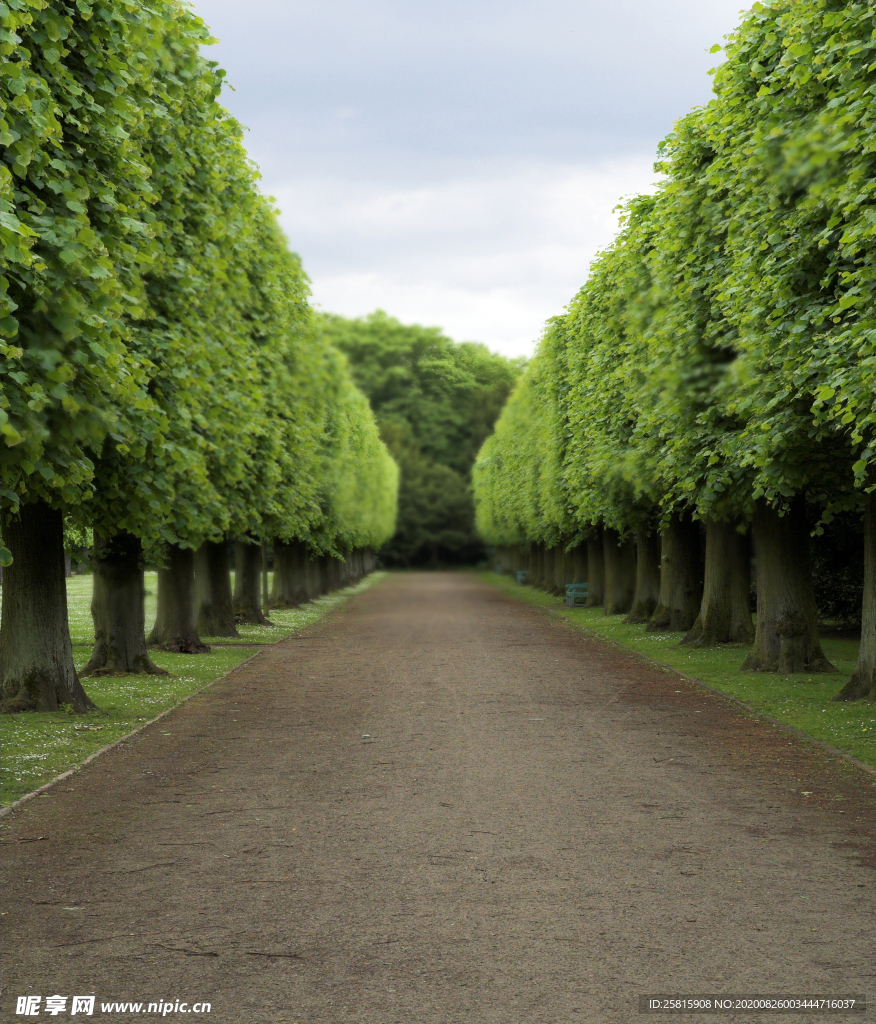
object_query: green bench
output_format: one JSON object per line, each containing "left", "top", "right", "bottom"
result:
{"left": 565, "top": 582, "right": 589, "bottom": 607}
{"left": 516, "top": 570, "right": 529, "bottom": 585}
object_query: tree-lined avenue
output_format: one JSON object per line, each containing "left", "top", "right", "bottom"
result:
{"left": 1, "top": 573, "right": 873, "bottom": 1022}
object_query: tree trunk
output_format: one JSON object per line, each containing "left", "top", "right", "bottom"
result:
{"left": 320, "top": 555, "right": 333, "bottom": 594}
{"left": 148, "top": 544, "right": 210, "bottom": 652}
{"left": 603, "top": 528, "right": 636, "bottom": 616}
{"left": 528, "top": 545, "right": 539, "bottom": 587}
{"left": 682, "top": 519, "right": 753, "bottom": 647}
{"left": 528, "top": 544, "right": 542, "bottom": 588}
{"left": 272, "top": 540, "right": 309, "bottom": 607}
{"left": 648, "top": 511, "right": 703, "bottom": 632}
{"left": 835, "top": 492, "right": 875, "bottom": 700}
{"left": 554, "top": 545, "right": 567, "bottom": 593}
{"left": 626, "top": 526, "right": 661, "bottom": 624}
{"left": 0, "top": 502, "right": 96, "bottom": 712}
{"left": 511, "top": 545, "right": 523, "bottom": 574}
{"left": 84, "top": 530, "right": 167, "bottom": 675}
{"left": 194, "top": 539, "right": 238, "bottom": 638}
{"left": 261, "top": 539, "right": 270, "bottom": 618}
{"left": 233, "top": 538, "right": 269, "bottom": 625}
{"left": 569, "top": 544, "right": 588, "bottom": 585}
{"left": 585, "top": 529, "right": 604, "bottom": 607}
{"left": 541, "top": 547, "right": 555, "bottom": 592}
{"left": 741, "top": 496, "right": 835, "bottom": 673}
{"left": 306, "top": 553, "right": 322, "bottom": 600}
{"left": 307, "top": 552, "right": 321, "bottom": 598}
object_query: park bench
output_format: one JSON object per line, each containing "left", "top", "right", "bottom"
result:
{"left": 515, "top": 570, "right": 529, "bottom": 585}
{"left": 565, "top": 582, "right": 589, "bottom": 607}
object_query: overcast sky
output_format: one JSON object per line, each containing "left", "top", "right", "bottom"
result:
{"left": 190, "top": 0, "right": 749, "bottom": 357}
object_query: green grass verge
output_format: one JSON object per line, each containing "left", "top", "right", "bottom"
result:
{"left": 481, "top": 571, "right": 876, "bottom": 771}
{"left": 66, "top": 570, "right": 380, "bottom": 646}
{"left": 1, "top": 571, "right": 385, "bottom": 806}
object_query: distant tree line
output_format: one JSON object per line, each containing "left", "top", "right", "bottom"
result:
{"left": 0, "top": 1, "right": 398, "bottom": 713}
{"left": 322, "top": 311, "right": 522, "bottom": 567}
{"left": 474, "top": 0, "right": 875, "bottom": 699}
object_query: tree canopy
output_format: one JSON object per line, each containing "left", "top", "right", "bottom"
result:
{"left": 475, "top": 0, "right": 874, "bottom": 548}
{"left": 473, "top": 0, "right": 875, "bottom": 694}
{"left": 321, "top": 311, "right": 521, "bottom": 565}
{"left": 1, "top": 0, "right": 397, "bottom": 559}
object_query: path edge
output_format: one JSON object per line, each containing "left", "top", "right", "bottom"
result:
{"left": 0, "top": 573, "right": 388, "bottom": 820}
{"left": 489, "top": 577, "right": 876, "bottom": 781}
{"left": 0, "top": 651, "right": 263, "bottom": 821}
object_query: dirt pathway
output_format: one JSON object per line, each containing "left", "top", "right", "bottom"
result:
{"left": 2, "top": 572, "right": 874, "bottom": 1022}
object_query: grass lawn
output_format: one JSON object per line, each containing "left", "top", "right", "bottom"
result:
{"left": 482, "top": 571, "right": 876, "bottom": 772}
{"left": 1, "top": 571, "right": 385, "bottom": 806}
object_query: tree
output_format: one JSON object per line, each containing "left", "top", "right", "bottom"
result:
{"left": 473, "top": 0, "right": 873, "bottom": 688}
{"left": 1, "top": 0, "right": 399, "bottom": 708}
{"left": 322, "top": 311, "right": 520, "bottom": 566}
{"left": 2, "top": 0, "right": 179, "bottom": 706}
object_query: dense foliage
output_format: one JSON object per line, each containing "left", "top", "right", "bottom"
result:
{"left": 477, "top": 0, "right": 874, "bottom": 541}
{"left": 321, "top": 311, "right": 521, "bottom": 566}
{"left": 474, "top": 0, "right": 874, "bottom": 691}
{"left": 1, "top": 0, "right": 397, "bottom": 558}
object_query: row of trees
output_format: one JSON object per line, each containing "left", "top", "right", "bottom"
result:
{"left": 322, "top": 311, "right": 522, "bottom": 566}
{"left": 0, "top": 1, "right": 398, "bottom": 712}
{"left": 474, "top": 0, "right": 875, "bottom": 699}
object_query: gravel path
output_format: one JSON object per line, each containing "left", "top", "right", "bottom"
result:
{"left": 2, "top": 571, "right": 874, "bottom": 1022}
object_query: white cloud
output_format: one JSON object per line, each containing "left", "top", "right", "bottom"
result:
{"left": 190, "top": 0, "right": 746, "bottom": 356}
{"left": 270, "top": 157, "right": 660, "bottom": 357}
